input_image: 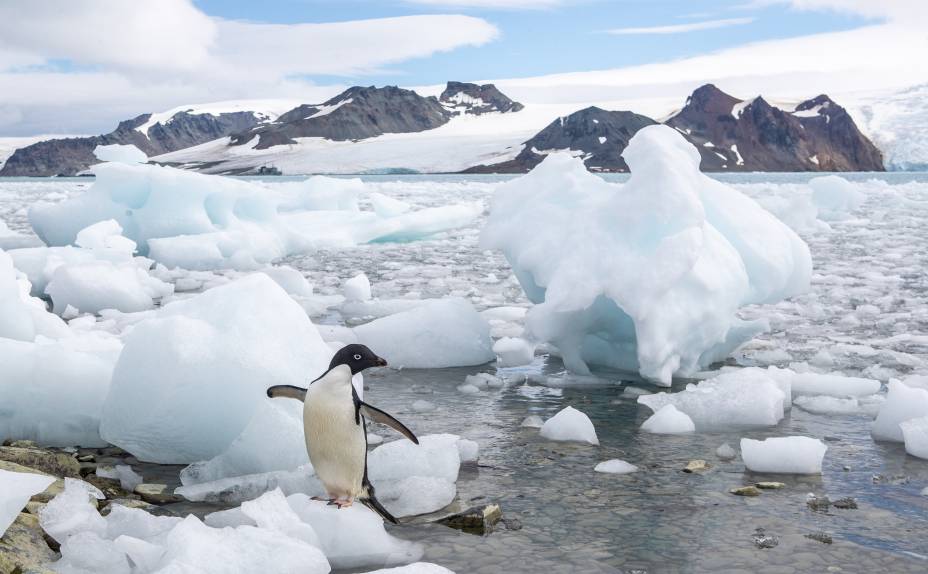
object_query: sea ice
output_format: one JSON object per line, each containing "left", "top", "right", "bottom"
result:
{"left": 457, "top": 438, "right": 479, "bottom": 463}
{"left": 481, "top": 125, "right": 811, "bottom": 385}
{"left": 367, "top": 434, "right": 461, "bottom": 517}
{"left": 344, "top": 272, "right": 372, "bottom": 301}
{"left": 93, "top": 143, "right": 148, "bottom": 164}
{"left": 259, "top": 265, "right": 314, "bottom": 298}
{"left": 492, "top": 336, "right": 535, "bottom": 367}
{"left": 789, "top": 372, "right": 881, "bottom": 398}
{"left": 0, "top": 248, "right": 70, "bottom": 341}
{"left": 740, "top": 436, "right": 827, "bottom": 474}
{"left": 353, "top": 298, "right": 493, "bottom": 368}
{"left": 594, "top": 459, "right": 638, "bottom": 474}
{"left": 539, "top": 406, "right": 599, "bottom": 445}
{"left": 640, "top": 405, "right": 695, "bottom": 434}
{"left": 900, "top": 417, "right": 928, "bottom": 459}
{"left": 96, "top": 465, "right": 143, "bottom": 491}
{"left": 520, "top": 415, "right": 544, "bottom": 428}
{"left": 45, "top": 258, "right": 174, "bottom": 314}
{"left": 638, "top": 368, "right": 788, "bottom": 430}
{"left": 100, "top": 274, "right": 333, "bottom": 463}
{"left": 39, "top": 478, "right": 106, "bottom": 545}
{"left": 0, "top": 469, "right": 55, "bottom": 537}
{"left": 716, "top": 443, "right": 737, "bottom": 459}
{"left": 810, "top": 175, "right": 866, "bottom": 220}
{"left": 871, "top": 380, "right": 928, "bottom": 442}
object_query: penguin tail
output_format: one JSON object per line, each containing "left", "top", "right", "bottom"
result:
{"left": 360, "top": 491, "right": 398, "bottom": 524}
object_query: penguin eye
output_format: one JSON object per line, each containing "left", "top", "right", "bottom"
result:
{"left": 353, "top": 354, "right": 362, "bottom": 360}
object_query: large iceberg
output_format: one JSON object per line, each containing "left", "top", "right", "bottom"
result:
{"left": 100, "top": 274, "right": 332, "bottom": 463}
{"left": 481, "top": 125, "right": 811, "bottom": 385}
{"left": 29, "top": 147, "right": 481, "bottom": 271}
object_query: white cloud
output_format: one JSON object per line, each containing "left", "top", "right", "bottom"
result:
{"left": 606, "top": 17, "right": 755, "bottom": 35}
{"left": 0, "top": 1, "right": 499, "bottom": 135}
{"left": 744, "top": 0, "right": 928, "bottom": 24}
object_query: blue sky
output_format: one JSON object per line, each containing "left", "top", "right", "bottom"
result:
{"left": 193, "top": 0, "right": 873, "bottom": 85}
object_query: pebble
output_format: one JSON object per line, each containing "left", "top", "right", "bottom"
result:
{"left": 683, "top": 460, "right": 710, "bottom": 473}
{"left": 756, "top": 482, "right": 786, "bottom": 490}
{"left": 730, "top": 486, "right": 762, "bottom": 497}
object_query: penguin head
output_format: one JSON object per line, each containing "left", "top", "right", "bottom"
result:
{"left": 329, "top": 343, "right": 388, "bottom": 374}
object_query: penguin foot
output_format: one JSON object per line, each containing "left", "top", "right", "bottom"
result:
{"left": 332, "top": 498, "right": 354, "bottom": 509}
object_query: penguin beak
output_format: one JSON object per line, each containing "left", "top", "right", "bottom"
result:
{"left": 375, "top": 356, "right": 388, "bottom": 367}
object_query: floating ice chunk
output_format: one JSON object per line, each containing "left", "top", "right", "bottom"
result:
{"left": 100, "top": 274, "right": 333, "bottom": 463}
{"left": 464, "top": 373, "right": 503, "bottom": 389}
{"left": 740, "top": 436, "right": 826, "bottom": 474}
{"left": 74, "top": 220, "right": 137, "bottom": 254}
{"left": 56, "top": 530, "right": 131, "bottom": 574}
{"left": 0, "top": 336, "right": 119, "bottom": 447}
{"left": 456, "top": 439, "right": 479, "bottom": 463}
{"left": 640, "top": 405, "right": 695, "bottom": 434}
{"left": 361, "top": 564, "right": 454, "bottom": 574}
{"left": 457, "top": 384, "right": 480, "bottom": 394}
{"left": 369, "top": 192, "right": 412, "bottom": 218}
{"left": 871, "top": 380, "right": 928, "bottom": 442}
{"left": 901, "top": 417, "right": 928, "bottom": 459}
{"left": 240, "top": 489, "right": 321, "bottom": 548}
{"left": 180, "top": 401, "right": 309, "bottom": 485}
{"left": 159, "top": 514, "right": 331, "bottom": 574}
{"left": 344, "top": 273, "right": 372, "bottom": 301}
{"left": 46, "top": 259, "right": 174, "bottom": 314}
{"left": 175, "top": 466, "right": 325, "bottom": 504}
{"left": 278, "top": 175, "right": 363, "bottom": 212}
{"left": 287, "top": 493, "right": 423, "bottom": 569}
{"left": 810, "top": 175, "right": 866, "bottom": 220}
{"left": 716, "top": 443, "right": 737, "bottom": 459}
{"left": 0, "top": 248, "right": 71, "bottom": 341}
{"left": 520, "top": 415, "right": 544, "bottom": 428}
{"left": 790, "top": 372, "right": 881, "bottom": 398}
{"left": 367, "top": 433, "right": 384, "bottom": 446}
{"left": 96, "top": 465, "right": 143, "bottom": 492}
{"left": 481, "top": 125, "right": 811, "bottom": 385}
{"left": 594, "top": 459, "right": 638, "bottom": 474}
{"left": 112, "top": 536, "right": 164, "bottom": 573}
{"left": 794, "top": 395, "right": 871, "bottom": 416}
{"left": 94, "top": 144, "right": 147, "bottom": 164}
{"left": 260, "top": 266, "right": 313, "bottom": 298}
{"left": 353, "top": 298, "right": 493, "bottom": 368}
{"left": 412, "top": 400, "right": 435, "bottom": 413}
{"left": 540, "top": 406, "right": 598, "bottom": 445}
{"left": 638, "top": 368, "right": 788, "bottom": 430}
{"left": 104, "top": 503, "right": 181, "bottom": 540}
{"left": 0, "top": 469, "right": 55, "bottom": 537}
{"left": 368, "top": 434, "right": 460, "bottom": 517}
{"left": 492, "top": 337, "right": 535, "bottom": 367}
{"left": 39, "top": 478, "right": 106, "bottom": 545}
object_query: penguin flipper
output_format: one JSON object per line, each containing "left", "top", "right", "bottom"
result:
{"left": 359, "top": 403, "right": 419, "bottom": 444}
{"left": 266, "top": 385, "right": 307, "bottom": 401}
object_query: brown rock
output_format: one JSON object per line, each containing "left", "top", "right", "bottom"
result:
{"left": 0, "top": 512, "right": 56, "bottom": 574}
{"left": 134, "top": 483, "right": 182, "bottom": 505}
{"left": 84, "top": 475, "right": 132, "bottom": 500}
{"left": 0, "top": 446, "right": 80, "bottom": 478}
{"left": 755, "top": 482, "right": 786, "bottom": 490}
{"left": 730, "top": 486, "right": 762, "bottom": 497}
{"left": 437, "top": 503, "right": 502, "bottom": 535}
{"left": 683, "top": 460, "right": 710, "bottom": 473}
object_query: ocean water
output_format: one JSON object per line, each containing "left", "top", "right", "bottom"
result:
{"left": 1, "top": 172, "right": 927, "bottom": 573}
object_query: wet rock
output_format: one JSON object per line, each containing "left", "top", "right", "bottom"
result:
{"left": 0, "top": 512, "right": 56, "bottom": 574}
{"left": 23, "top": 501, "right": 46, "bottom": 516}
{"left": 134, "top": 483, "right": 182, "bottom": 504}
{"left": 76, "top": 454, "right": 95, "bottom": 463}
{"left": 100, "top": 498, "right": 174, "bottom": 517}
{"left": 79, "top": 462, "right": 98, "bottom": 477}
{"left": 730, "top": 486, "right": 762, "bottom": 497}
{"left": 806, "top": 494, "right": 831, "bottom": 511}
{"left": 872, "top": 474, "right": 909, "bottom": 485}
{"left": 437, "top": 503, "right": 503, "bottom": 535}
{"left": 2, "top": 440, "right": 37, "bottom": 448}
{"left": 683, "top": 460, "right": 710, "bottom": 473}
{"left": 755, "top": 482, "right": 786, "bottom": 490}
{"left": 500, "top": 517, "right": 523, "bottom": 531}
{"left": 806, "top": 532, "right": 834, "bottom": 544}
{"left": 0, "top": 446, "right": 80, "bottom": 478}
{"left": 752, "top": 528, "right": 779, "bottom": 549}
{"left": 832, "top": 497, "right": 858, "bottom": 509}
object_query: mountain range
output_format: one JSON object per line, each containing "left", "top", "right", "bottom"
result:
{"left": 0, "top": 82, "right": 884, "bottom": 176}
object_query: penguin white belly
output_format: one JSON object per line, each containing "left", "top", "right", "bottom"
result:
{"left": 304, "top": 383, "right": 367, "bottom": 499}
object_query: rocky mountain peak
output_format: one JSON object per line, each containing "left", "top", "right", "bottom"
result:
{"left": 439, "top": 82, "right": 524, "bottom": 115}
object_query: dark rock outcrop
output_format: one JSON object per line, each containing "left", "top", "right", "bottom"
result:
{"left": 231, "top": 86, "right": 452, "bottom": 150}
{"left": 466, "top": 106, "right": 657, "bottom": 173}
{"left": 439, "top": 81, "right": 524, "bottom": 115}
{"left": 0, "top": 111, "right": 265, "bottom": 177}
{"left": 665, "top": 84, "right": 883, "bottom": 171}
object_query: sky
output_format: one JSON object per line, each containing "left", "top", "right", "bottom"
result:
{"left": 0, "top": 0, "right": 925, "bottom": 136}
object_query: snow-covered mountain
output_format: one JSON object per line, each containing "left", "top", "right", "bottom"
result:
{"left": 0, "top": 81, "right": 903, "bottom": 176}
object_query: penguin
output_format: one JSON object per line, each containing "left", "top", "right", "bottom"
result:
{"left": 266, "top": 343, "right": 418, "bottom": 524}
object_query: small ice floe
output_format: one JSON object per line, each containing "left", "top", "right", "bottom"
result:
{"left": 492, "top": 336, "right": 535, "bottom": 367}
{"left": 96, "top": 464, "right": 143, "bottom": 491}
{"left": 539, "top": 406, "right": 599, "bottom": 445}
{"left": 900, "top": 417, "right": 928, "bottom": 460}
{"left": 367, "top": 433, "right": 384, "bottom": 446}
{"left": 790, "top": 372, "right": 880, "bottom": 398}
{"left": 520, "top": 415, "right": 544, "bottom": 428}
{"left": 871, "top": 380, "right": 928, "bottom": 442}
{"left": 457, "top": 384, "right": 481, "bottom": 394}
{"left": 640, "top": 405, "right": 695, "bottom": 434}
{"left": 343, "top": 273, "right": 372, "bottom": 302}
{"left": 411, "top": 400, "right": 435, "bottom": 413}
{"left": 716, "top": 443, "right": 737, "bottom": 460}
{"left": 740, "top": 436, "right": 827, "bottom": 474}
{"left": 594, "top": 459, "right": 638, "bottom": 474}
{"left": 457, "top": 439, "right": 479, "bottom": 463}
